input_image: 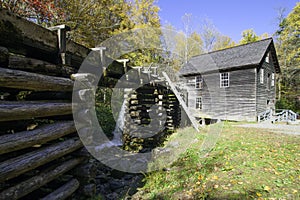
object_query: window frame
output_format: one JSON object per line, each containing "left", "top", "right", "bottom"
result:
{"left": 195, "top": 75, "right": 203, "bottom": 89}
{"left": 271, "top": 73, "right": 275, "bottom": 86}
{"left": 220, "top": 72, "right": 230, "bottom": 88}
{"left": 195, "top": 97, "right": 202, "bottom": 110}
{"left": 260, "top": 68, "right": 264, "bottom": 84}
{"left": 265, "top": 52, "right": 270, "bottom": 63}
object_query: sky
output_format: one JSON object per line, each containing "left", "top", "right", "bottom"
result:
{"left": 156, "top": 0, "right": 298, "bottom": 42}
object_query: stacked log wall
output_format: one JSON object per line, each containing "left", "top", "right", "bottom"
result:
{"left": 0, "top": 9, "right": 94, "bottom": 199}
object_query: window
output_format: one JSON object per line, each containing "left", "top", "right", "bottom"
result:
{"left": 260, "top": 68, "right": 264, "bottom": 84}
{"left": 265, "top": 52, "right": 270, "bottom": 63}
{"left": 271, "top": 73, "right": 275, "bottom": 86}
{"left": 220, "top": 72, "right": 229, "bottom": 88}
{"left": 195, "top": 76, "right": 203, "bottom": 89}
{"left": 196, "top": 97, "right": 202, "bottom": 110}
{"left": 267, "top": 73, "right": 270, "bottom": 90}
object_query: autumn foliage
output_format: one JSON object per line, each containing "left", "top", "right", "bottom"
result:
{"left": 0, "top": 0, "right": 64, "bottom": 24}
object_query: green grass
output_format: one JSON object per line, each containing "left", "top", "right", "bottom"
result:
{"left": 133, "top": 122, "right": 300, "bottom": 200}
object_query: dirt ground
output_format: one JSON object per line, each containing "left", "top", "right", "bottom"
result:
{"left": 235, "top": 121, "right": 300, "bottom": 135}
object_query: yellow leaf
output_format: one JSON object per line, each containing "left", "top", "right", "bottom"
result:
{"left": 292, "top": 189, "right": 298, "bottom": 194}
{"left": 198, "top": 175, "right": 203, "bottom": 180}
{"left": 27, "top": 124, "right": 38, "bottom": 131}
{"left": 256, "top": 192, "right": 262, "bottom": 197}
{"left": 212, "top": 175, "right": 218, "bottom": 180}
{"left": 264, "top": 185, "right": 271, "bottom": 192}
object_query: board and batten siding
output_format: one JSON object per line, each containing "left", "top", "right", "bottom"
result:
{"left": 182, "top": 67, "right": 257, "bottom": 121}
{"left": 256, "top": 53, "right": 276, "bottom": 114}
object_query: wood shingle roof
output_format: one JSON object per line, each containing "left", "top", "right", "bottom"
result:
{"left": 179, "top": 38, "right": 280, "bottom": 76}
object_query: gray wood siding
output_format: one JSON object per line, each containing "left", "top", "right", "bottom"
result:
{"left": 182, "top": 67, "right": 257, "bottom": 121}
{"left": 256, "top": 55, "right": 276, "bottom": 114}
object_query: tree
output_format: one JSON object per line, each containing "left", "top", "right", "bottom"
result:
{"left": 275, "top": 2, "right": 300, "bottom": 112}
{"left": 239, "top": 29, "right": 260, "bottom": 44}
{"left": 112, "top": 0, "right": 162, "bottom": 66}
{"left": 201, "top": 19, "right": 219, "bottom": 52}
{"left": 0, "top": 0, "right": 64, "bottom": 25}
{"left": 212, "top": 35, "right": 235, "bottom": 51}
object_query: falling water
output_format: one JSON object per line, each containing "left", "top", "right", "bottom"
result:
{"left": 95, "top": 100, "right": 125, "bottom": 151}
{"left": 111, "top": 100, "right": 126, "bottom": 146}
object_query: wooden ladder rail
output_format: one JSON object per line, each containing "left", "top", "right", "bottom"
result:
{"left": 162, "top": 72, "right": 200, "bottom": 132}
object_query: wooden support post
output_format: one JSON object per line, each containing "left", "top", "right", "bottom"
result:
{"left": 0, "top": 138, "right": 83, "bottom": 182}
{"left": 0, "top": 121, "right": 76, "bottom": 154}
{"left": 40, "top": 178, "right": 80, "bottom": 200}
{"left": 48, "top": 25, "right": 71, "bottom": 65}
{"left": 0, "top": 158, "right": 83, "bottom": 200}
{"left": 91, "top": 47, "right": 107, "bottom": 76}
{"left": 117, "top": 59, "right": 130, "bottom": 80}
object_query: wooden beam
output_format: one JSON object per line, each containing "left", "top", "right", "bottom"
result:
{"left": 0, "top": 138, "right": 83, "bottom": 182}
{"left": 40, "top": 178, "right": 79, "bottom": 200}
{"left": 0, "top": 101, "right": 72, "bottom": 122}
{"left": 0, "top": 121, "right": 76, "bottom": 154}
{"left": 0, "top": 158, "right": 83, "bottom": 200}
{"left": 8, "top": 54, "right": 76, "bottom": 77}
{"left": 0, "top": 67, "right": 74, "bottom": 91}
{"left": 0, "top": 9, "right": 90, "bottom": 66}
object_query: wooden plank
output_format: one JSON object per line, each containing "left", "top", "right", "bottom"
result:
{"left": 0, "top": 9, "right": 58, "bottom": 62}
{"left": 0, "top": 67, "right": 74, "bottom": 91}
{"left": 0, "top": 121, "right": 76, "bottom": 154}
{"left": 0, "top": 9, "right": 90, "bottom": 66}
{"left": 0, "top": 101, "right": 72, "bottom": 122}
{"left": 162, "top": 72, "right": 199, "bottom": 132}
{"left": 0, "top": 138, "right": 82, "bottom": 182}
{"left": 40, "top": 178, "right": 79, "bottom": 200}
{"left": 0, "top": 158, "right": 83, "bottom": 200}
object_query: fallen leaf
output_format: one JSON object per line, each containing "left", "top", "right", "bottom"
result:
{"left": 264, "top": 185, "right": 271, "bottom": 192}
{"left": 256, "top": 192, "right": 262, "bottom": 197}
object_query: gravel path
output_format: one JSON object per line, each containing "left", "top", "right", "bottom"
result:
{"left": 235, "top": 121, "right": 300, "bottom": 135}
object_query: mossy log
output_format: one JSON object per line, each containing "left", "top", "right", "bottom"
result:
{"left": 8, "top": 54, "right": 76, "bottom": 77}
{"left": 0, "top": 158, "right": 83, "bottom": 200}
{"left": 0, "top": 138, "right": 82, "bottom": 182}
{"left": 0, "top": 67, "right": 74, "bottom": 91}
{"left": 40, "top": 178, "right": 80, "bottom": 200}
{"left": 0, "top": 121, "right": 76, "bottom": 154}
{"left": 0, "top": 101, "right": 72, "bottom": 122}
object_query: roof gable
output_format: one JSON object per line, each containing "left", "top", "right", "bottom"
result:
{"left": 179, "top": 38, "right": 280, "bottom": 76}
